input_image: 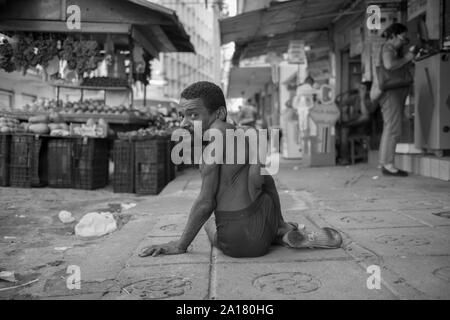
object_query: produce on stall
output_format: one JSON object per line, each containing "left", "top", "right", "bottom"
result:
{"left": 0, "top": 0, "right": 194, "bottom": 192}
{"left": 0, "top": 116, "right": 22, "bottom": 133}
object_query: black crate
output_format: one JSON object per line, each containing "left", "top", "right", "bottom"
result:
{"left": 47, "top": 138, "right": 73, "bottom": 188}
{"left": 135, "top": 138, "right": 168, "bottom": 195}
{"left": 9, "top": 134, "right": 48, "bottom": 188}
{"left": 72, "top": 138, "right": 109, "bottom": 190}
{"left": 166, "top": 140, "right": 176, "bottom": 183}
{"left": 0, "top": 134, "right": 11, "bottom": 186}
{"left": 113, "top": 139, "right": 135, "bottom": 193}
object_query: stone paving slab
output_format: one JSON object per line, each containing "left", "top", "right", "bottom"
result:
{"left": 46, "top": 293, "right": 104, "bottom": 300}
{"left": 113, "top": 264, "right": 210, "bottom": 300}
{"left": 395, "top": 209, "right": 450, "bottom": 227}
{"left": 214, "top": 246, "right": 350, "bottom": 264}
{"left": 62, "top": 218, "right": 155, "bottom": 282}
{"left": 319, "top": 198, "right": 444, "bottom": 213}
{"left": 344, "top": 227, "right": 450, "bottom": 257}
{"left": 28, "top": 269, "right": 120, "bottom": 299}
{"left": 382, "top": 256, "right": 450, "bottom": 299}
{"left": 146, "top": 213, "right": 190, "bottom": 237}
{"left": 128, "top": 235, "right": 211, "bottom": 267}
{"left": 317, "top": 210, "right": 426, "bottom": 230}
{"left": 213, "top": 261, "right": 397, "bottom": 300}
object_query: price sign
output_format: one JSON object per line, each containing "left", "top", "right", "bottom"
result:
{"left": 288, "top": 40, "right": 307, "bottom": 65}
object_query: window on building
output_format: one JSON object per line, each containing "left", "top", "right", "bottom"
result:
{"left": 0, "top": 89, "right": 13, "bottom": 110}
{"left": 21, "top": 93, "right": 37, "bottom": 106}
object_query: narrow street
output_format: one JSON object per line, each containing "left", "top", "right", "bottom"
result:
{"left": 1, "top": 160, "right": 449, "bottom": 300}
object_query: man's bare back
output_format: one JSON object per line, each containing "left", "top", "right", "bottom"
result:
{"left": 206, "top": 120, "right": 263, "bottom": 212}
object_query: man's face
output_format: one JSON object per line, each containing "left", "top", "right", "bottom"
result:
{"left": 178, "top": 98, "right": 217, "bottom": 138}
{"left": 393, "top": 32, "right": 409, "bottom": 49}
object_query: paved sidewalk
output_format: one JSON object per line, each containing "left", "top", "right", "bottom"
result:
{"left": 1, "top": 161, "right": 449, "bottom": 300}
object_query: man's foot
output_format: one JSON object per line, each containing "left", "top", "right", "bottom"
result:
{"left": 381, "top": 166, "right": 408, "bottom": 177}
{"left": 276, "top": 221, "right": 300, "bottom": 237}
{"left": 281, "top": 227, "right": 343, "bottom": 249}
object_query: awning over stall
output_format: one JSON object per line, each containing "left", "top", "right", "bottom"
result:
{"left": 220, "top": 0, "right": 360, "bottom": 63}
{"left": 227, "top": 66, "right": 271, "bottom": 99}
{"left": 0, "top": 0, "right": 195, "bottom": 55}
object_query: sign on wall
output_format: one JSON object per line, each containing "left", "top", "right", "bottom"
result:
{"left": 287, "top": 40, "right": 307, "bottom": 65}
{"left": 407, "top": 0, "right": 427, "bottom": 21}
{"left": 350, "top": 26, "right": 364, "bottom": 57}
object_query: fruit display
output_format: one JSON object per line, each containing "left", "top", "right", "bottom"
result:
{"left": 19, "top": 98, "right": 149, "bottom": 118}
{"left": 62, "top": 101, "right": 135, "bottom": 116}
{"left": 26, "top": 113, "right": 69, "bottom": 135}
{"left": 72, "top": 118, "right": 109, "bottom": 138}
{"left": 117, "top": 127, "right": 170, "bottom": 140}
{"left": 116, "top": 113, "right": 180, "bottom": 140}
{"left": 28, "top": 123, "right": 50, "bottom": 134}
{"left": 20, "top": 98, "right": 62, "bottom": 113}
{"left": 0, "top": 116, "right": 22, "bottom": 133}
{"left": 81, "top": 77, "right": 129, "bottom": 87}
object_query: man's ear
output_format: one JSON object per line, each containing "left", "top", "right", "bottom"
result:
{"left": 216, "top": 106, "right": 227, "bottom": 121}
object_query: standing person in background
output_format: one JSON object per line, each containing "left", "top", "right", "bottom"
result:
{"left": 338, "top": 81, "right": 376, "bottom": 165}
{"left": 238, "top": 99, "right": 258, "bottom": 127}
{"left": 378, "top": 23, "right": 415, "bottom": 177}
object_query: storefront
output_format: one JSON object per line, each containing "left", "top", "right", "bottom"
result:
{"left": 220, "top": 0, "right": 450, "bottom": 179}
{"left": 220, "top": 0, "right": 352, "bottom": 165}
{"left": 0, "top": 0, "right": 194, "bottom": 192}
{"left": 226, "top": 65, "right": 274, "bottom": 125}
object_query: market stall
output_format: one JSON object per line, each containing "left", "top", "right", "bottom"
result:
{"left": 0, "top": 0, "right": 193, "bottom": 193}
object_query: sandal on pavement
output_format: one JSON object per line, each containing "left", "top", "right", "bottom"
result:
{"left": 282, "top": 227, "right": 343, "bottom": 249}
{"left": 381, "top": 167, "right": 408, "bottom": 177}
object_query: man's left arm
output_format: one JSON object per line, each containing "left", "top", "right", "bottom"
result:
{"left": 139, "top": 163, "right": 220, "bottom": 257}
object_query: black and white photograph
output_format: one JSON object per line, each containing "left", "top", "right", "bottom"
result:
{"left": 0, "top": 0, "right": 450, "bottom": 307}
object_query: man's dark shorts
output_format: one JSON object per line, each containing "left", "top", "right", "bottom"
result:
{"left": 214, "top": 192, "right": 279, "bottom": 258}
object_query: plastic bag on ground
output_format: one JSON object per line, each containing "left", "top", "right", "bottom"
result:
{"left": 75, "top": 212, "right": 117, "bottom": 237}
{"left": 58, "top": 210, "right": 75, "bottom": 223}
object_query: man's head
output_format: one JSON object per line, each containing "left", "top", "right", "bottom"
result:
{"left": 179, "top": 81, "right": 227, "bottom": 136}
{"left": 359, "top": 81, "right": 372, "bottom": 95}
{"left": 304, "top": 76, "right": 315, "bottom": 86}
{"left": 382, "top": 23, "right": 409, "bottom": 49}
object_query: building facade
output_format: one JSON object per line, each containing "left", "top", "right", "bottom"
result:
{"left": 148, "top": 0, "right": 222, "bottom": 99}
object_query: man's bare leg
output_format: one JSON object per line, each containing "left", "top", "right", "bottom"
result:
{"left": 259, "top": 173, "right": 343, "bottom": 249}
{"left": 261, "top": 174, "right": 299, "bottom": 243}
{"left": 204, "top": 216, "right": 218, "bottom": 247}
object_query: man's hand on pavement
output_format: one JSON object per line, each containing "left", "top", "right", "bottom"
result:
{"left": 139, "top": 240, "right": 186, "bottom": 257}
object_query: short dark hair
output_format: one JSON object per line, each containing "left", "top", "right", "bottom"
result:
{"left": 304, "top": 76, "right": 315, "bottom": 85}
{"left": 181, "top": 81, "right": 226, "bottom": 114}
{"left": 362, "top": 81, "right": 373, "bottom": 91}
{"left": 382, "top": 23, "right": 408, "bottom": 39}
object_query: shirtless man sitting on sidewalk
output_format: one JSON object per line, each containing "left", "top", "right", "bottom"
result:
{"left": 139, "top": 81, "right": 342, "bottom": 258}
